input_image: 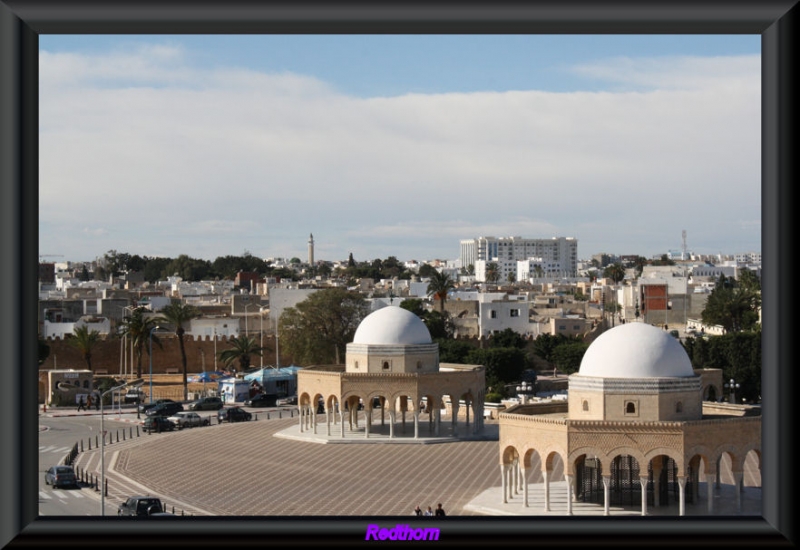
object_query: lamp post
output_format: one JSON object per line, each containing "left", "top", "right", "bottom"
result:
{"left": 259, "top": 308, "right": 266, "bottom": 367}
{"left": 148, "top": 326, "right": 164, "bottom": 404}
{"left": 213, "top": 328, "right": 217, "bottom": 370}
{"left": 101, "top": 378, "right": 143, "bottom": 515}
{"left": 516, "top": 381, "right": 535, "bottom": 405}
{"left": 724, "top": 378, "right": 740, "bottom": 404}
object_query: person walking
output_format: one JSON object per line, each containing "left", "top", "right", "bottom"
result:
{"left": 77, "top": 395, "right": 85, "bottom": 412}
{"left": 86, "top": 394, "right": 93, "bottom": 411}
{"left": 413, "top": 505, "right": 422, "bottom": 516}
{"left": 94, "top": 392, "right": 100, "bottom": 411}
{"left": 435, "top": 503, "right": 446, "bottom": 517}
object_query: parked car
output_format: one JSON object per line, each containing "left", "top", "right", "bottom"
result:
{"left": 144, "top": 401, "right": 184, "bottom": 417}
{"left": 167, "top": 411, "right": 211, "bottom": 429}
{"left": 243, "top": 393, "right": 277, "bottom": 407}
{"left": 138, "top": 398, "right": 176, "bottom": 414}
{"left": 276, "top": 395, "right": 297, "bottom": 406}
{"left": 217, "top": 406, "right": 252, "bottom": 423}
{"left": 187, "top": 396, "right": 224, "bottom": 411}
{"left": 117, "top": 496, "right": 165, "bottom": 516}
{"left": 44, "top": 465, "right": 78, "bottom": 488}
{"left": 143, "top": 416, "right": 177, "bottom": 433}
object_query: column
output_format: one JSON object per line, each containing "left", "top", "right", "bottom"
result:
{"left": 413, "top": 410, "right": 420, "bottom": 439}
{"left": 298, "top": 404, "right": 304, "bottom": 432}
{"left": 640, "top": 477, "right": 649, "bottom": 516}
{"left": 521, "top": 468, "right": 529, "bottom": 507}
{"left": 326, "top": 408, "right": 331, "bottom": 436}
{"left": 565, "top": 474, "right": 574, "bottom": 515}
{"left": 451, "top": 400, "right": 459, "bottom": 437}
{"left": 512, "top": 458, "right": 519, "bottom": 495}
{"left": 543, "top": 470, "right": 551, "bottom": 512}
{"left": 434, "top": 406, "right": 440, "bottom": 437}
{"left": 340, "top": 410, "right": 345, "bottom": 438}
{"left": 364, "top": 409, "right": 370, "bottom": 438}
{"left": 678, "top": 476, "right": 687, "bottom": 516}
{"left": 707, "top": 474, "right": 715, "bottom": 513}
{"left": 389, "top": 410, "right": 396, "bottom": 438}
{"left": 501, "top": 464, "right": 508, "bottom": 504}
{"left": 733, "top": 471, "right": 744, "bottom": 512}
{"left": 603, "top": 475, "right": 611, "bottom": 516}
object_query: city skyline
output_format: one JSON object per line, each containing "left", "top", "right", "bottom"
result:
{"left": 39, "top": 35, "right": 761, "bottom": 264}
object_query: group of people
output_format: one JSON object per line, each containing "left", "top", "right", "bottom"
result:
{"left": 413, "top": 503, "right": 446, "bottom": 517}
{"left": 76, "top": 394, "right": 100, "bottom": 412}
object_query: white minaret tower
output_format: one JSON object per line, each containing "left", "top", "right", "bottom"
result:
{"left": 308, "top": 233, "right": 314, "bottom": 265}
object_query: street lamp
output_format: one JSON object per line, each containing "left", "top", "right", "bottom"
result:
{"left": 724, "top": 378, "right": 740, "bottom": 404}
{"left": 516, "top": 381, "right": 536, "bottom": 405}
{"left": 213, "top": 328, "right": 217, "bottom": 370}
{"left": 101, "top": 378, "right": 143, "bottom": 515}
{"left": 259, "top": 308, "right": 266, "bottom": 367}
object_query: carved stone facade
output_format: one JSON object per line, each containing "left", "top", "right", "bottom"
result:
{"left": 296, "top": 306, "right": 486, "bottom": 441}
{"left": 497, "top": 322, "right": 761, "bottom": 516}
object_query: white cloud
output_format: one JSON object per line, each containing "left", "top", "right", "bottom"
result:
{"left": 39, "top": 46, "right": 760, "bottom": 262}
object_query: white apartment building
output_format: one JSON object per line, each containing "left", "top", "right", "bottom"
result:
{"left": 460, "top": 236, "right": 578, "bottom": 277}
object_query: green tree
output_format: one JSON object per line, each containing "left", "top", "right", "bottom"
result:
{"left": 218, "top": 335, "right": 263, "bottom": 373}
{"left": 69, "top": 325, "right": 102, "bottom": 372}
{"left": 160, "top": 300, "right": 201, "bottom": 400}
{"left": 603, "top": 263, "right": 625, "bottom": 283}
{"left": 485, "top": 262, "right": 500, "bottom": 284}
{"left": 507, "top": 272, "right": 517, "bottom": 285}
{"left": 490, "top": 328, "right": 528, "bottom": 349}
{"left": 427, "top": 271, "right": 456, "bottom": 312}
{"left": 279, "top": 288, "right": 369, "bottom": 365}
{"left": 118, "top": 307, "right": 166, "bottom": 378}
{"left": 423, "top": 310, "right": 454, "bottom": 340}
{"left": 418, "top": 264, "right": 438, "bottom": 278}
{"left": 466, "top": 347, "right": 530, "bottom": 386}
{"left": 38, "top": 337, "right": 50, "bottom": 365}
{"left": 399, "top": 298, "right": 426, "bottom": 317}
{"left": 701, "top": 274, "right": 761, "bottom": 333}
{"left": 550, "top": 342, "right": 589, "bottom": 375}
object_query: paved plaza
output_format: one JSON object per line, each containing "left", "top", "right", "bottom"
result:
{"left": 62, "top": 409, "right": 761, "bottom": 518}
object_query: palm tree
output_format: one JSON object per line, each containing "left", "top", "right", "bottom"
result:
{"left": 485, "top": 262, "right": 500, "bottom": 284}
{"left": 603, "top": 262, "right": 626, "bottom": 284}
{"left": 218, "top": 335, "right": 264, "bottom": 373}
{"left": 427, "top": 271, "right": 456, "bottom": 312}
{"left": 160, "top": 301, "right": 201, "bottom": 401}
{"left": 118, "top": 307, "right": 166, "bottom": 378}
{"left": 70, "top": 325, "right": 101, "bottom": 372}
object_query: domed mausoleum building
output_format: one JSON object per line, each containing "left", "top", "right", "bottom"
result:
{"left": 295, "top": 306, "right": 486, "bottom": 441}
{"left": 497, "top": 322, "right": 761, "bottom": 516}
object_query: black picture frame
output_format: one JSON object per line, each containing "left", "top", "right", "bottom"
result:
{"left": 2, "top": 1, "right": 795, "bottom": 546}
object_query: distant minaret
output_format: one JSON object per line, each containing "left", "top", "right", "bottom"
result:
{"left": 308, "top": 233, "right": 314, "bottom": 265}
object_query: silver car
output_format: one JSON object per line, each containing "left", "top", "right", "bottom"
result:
{"left": 167, "top": 411, "right": 210, "bottom": 429}
{"left": 44, "top": 465, "right": 78, "bottom": 488}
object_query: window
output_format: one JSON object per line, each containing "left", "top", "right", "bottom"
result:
{"left": 510, "top": 309, "right": 519, "bottom": 317}
{"left": 582, "top": 400, "right": 589, "bottom": 411}
{"left": 416, "top": 361, "right": 422, "bottom": 369}
{"left": 676, "top": 401, "right": 683, "bottom": 413}
{"left": 490, "top": 310, "right": 497, "bottom": 319}
{"left": 354, "top": 361, "right": 359, "bottom": 369}
{"left": 625, "top": 401, "right": 637, "bottom": 415}
{"left": 382, "top": 361, "right": 390, "bottom": 370}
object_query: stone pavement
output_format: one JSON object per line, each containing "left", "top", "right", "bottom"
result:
{"left": 61, "top": 408, "right": 761, "bottom": 518}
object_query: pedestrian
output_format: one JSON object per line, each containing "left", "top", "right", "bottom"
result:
{"left": 86, "top": 394, "right": 93, "bottom": 410}
{"left": 435, "top": 503, "right": 446, "bottom": 517}
{"left": 424, "top": 506, "right": 433, "bottom": 517}
{"left": 413, "top": 505, "right": 422, "bottom": 516}
{"left": 553, "top": 367, "right": 558, "bottom": 378}
{"left": 77, "top": 395, "right": 85, "bottom": 412}
{"left": 94, "top": 393, "right": 100, "bottom": 411}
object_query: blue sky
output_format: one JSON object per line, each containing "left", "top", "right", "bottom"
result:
{"left": 39, "top": 34, "right": 761, "bottom": 265}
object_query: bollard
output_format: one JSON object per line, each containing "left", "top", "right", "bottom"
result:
{"left": 116, "top": 430, "right": 119, "bottom": 443}
{"left": 130, "top": 427, "right": 133, "bottom": 439}
{"left": 136, "top": 426, "right": 140, "bottom": 437}
{"left": 255, "top": 413, "right": 258, "bottom": 421}
{"left": 278, "top": 411, "right": 282, "bottom": 419}
{"left": 94, "top": 475, "right": 98, "bottom": 491}
{"left": 123, "top": 429, "right": 126, "bottom": 441}
{"left": 88, "top": 438, "right": 92, "bottom": 451}
{"left": 172, "top": 506, "right": 175, "bottom": 514}
{"left": 104, "top": 478, "right": 108, "bottom": 497}
{"left": 95, "top": 435, "right": 99, "bottom": 447}
{"left": 80, "top": 440, "right": 84, "bottom": 452}
{"left": 181, "top": 510, "right": 184, "bottom": 516}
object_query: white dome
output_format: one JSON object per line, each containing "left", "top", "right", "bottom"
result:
{"left": 352, "top": 306, "right": 432, "bottom": 345}
{"left": 578, "top": 322, "right": 694, "bottom": 378}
